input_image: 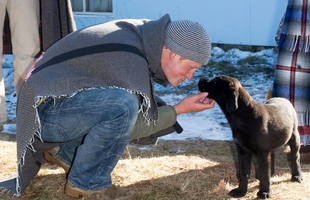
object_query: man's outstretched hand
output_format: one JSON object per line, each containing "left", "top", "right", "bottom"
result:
{"left": 173, "top": 92, "right": 215, "bottom": 115}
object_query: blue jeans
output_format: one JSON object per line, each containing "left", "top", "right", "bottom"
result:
{"left": 37, "top": 88, "right": 139, "bottom": 191}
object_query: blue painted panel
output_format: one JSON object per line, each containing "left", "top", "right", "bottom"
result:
{"left": 73, "top": 0, "right": 288, "bottom": 46}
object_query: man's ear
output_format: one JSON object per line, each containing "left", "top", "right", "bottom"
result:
{"left": 169, "top": 51, "right": 176, "bottom": 60}
{"left": 226, "top": 89, "right": 238, "bottom": 112}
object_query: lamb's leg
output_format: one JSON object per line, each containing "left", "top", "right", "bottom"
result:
{"left": 288, "top": 129, "right": 303, "bottom": 182}
{"left": 229, "top": 143, "right": 252, "bottom": 198}
{"left": 256, "top": 152, "right": 272, "bottom": 199}
{"left": 255, "top": 150, "right": 275, "bottom": 179}
{"left": 271, "top": 150, "right": 275, "bottom": 177}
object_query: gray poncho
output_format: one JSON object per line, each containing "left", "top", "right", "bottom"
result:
{"left": 1, "top": 14, "right": 171, "bottom": 196}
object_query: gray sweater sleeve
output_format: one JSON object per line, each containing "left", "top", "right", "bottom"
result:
{"left": 129, "top": 105, "right": 177, "bottom": 141}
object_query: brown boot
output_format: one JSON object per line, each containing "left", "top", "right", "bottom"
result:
{"left": 43, "top": 147, "right": 71, "bottom": 174}
{"left": 65, "top": 181, "right": 135, "bottom": 200}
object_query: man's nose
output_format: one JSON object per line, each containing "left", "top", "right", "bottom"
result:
{"left": 187, "top": 70, "right": 195, "bottom": 80}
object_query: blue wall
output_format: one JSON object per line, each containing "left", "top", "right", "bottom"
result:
{"left": 73, "top": 0, "right": 287, "bottom": 47}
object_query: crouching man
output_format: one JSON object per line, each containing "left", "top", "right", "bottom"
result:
{"left": 12, "top": 14, "right": 215, "bottom": 200}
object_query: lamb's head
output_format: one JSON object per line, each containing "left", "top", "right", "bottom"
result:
{"left": 198, "top": 76, "right": 240, "bottom": 112}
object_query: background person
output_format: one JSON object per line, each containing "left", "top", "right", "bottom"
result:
{"left": 0, "top": 0, "right": 40, "bottom": 130}
{"left": 1, "top": 0, "right": 76, "bottom": 130}
{"left": 271, "top": 0, "right": 310, "bottom": 153}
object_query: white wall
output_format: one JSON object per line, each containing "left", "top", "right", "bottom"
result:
{"left": 73, "top": 0, "right": 288, "bottom": 47}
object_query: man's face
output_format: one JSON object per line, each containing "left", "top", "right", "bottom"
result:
{"left": 162, "top": 53, "right": 202, "bottom": 87}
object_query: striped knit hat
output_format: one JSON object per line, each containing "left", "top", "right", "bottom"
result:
{"left": 164, "top": 20, "right": 211, "bottom": 65}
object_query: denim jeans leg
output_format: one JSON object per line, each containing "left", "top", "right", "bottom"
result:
{"left": 37, "top": 88, "right": 139, "bottom": 191}
{"left": 57, "top": 136, "right": 84, "bottom": 166}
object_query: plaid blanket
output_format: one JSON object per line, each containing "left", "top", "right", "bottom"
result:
{"left": 278, "top": 0, "right": 310, "bottom": 52}
{"left": 273, "top": 0, "right": 310, "bottom": 145}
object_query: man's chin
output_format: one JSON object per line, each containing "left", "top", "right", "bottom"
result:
{"left": 167, "top": 79, "right": 180, "bottom": 87}
{"left": 171, "top": 82, "right": 179, "bottom": 87}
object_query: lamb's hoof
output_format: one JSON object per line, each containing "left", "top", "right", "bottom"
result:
{"left": 228, "top": 188, "right": 247, "bottom": 198}
{"left": 257, "top": 191, "right": 271, "bottom": 199}
{"left": 292, "top": 175, "right": 303, "bottom": 183}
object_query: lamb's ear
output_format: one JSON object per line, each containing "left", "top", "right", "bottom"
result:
{"left": 226, "top": 89, "right": 238, "bottom": 112}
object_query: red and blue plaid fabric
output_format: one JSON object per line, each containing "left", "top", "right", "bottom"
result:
{"left": 273, "top": 0, "right": 310, "bottom": 145}
{"left": 278, "top": 0, "right": 310, "bottom": 52}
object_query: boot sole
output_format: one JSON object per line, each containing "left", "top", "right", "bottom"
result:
{"left": 43, "top": 151, "right": 70, "bottom": 174}
{"left": 65, "top": 185, "right": 84, "bottom": 198}
{"left": 65, "top": 184, "right": 135, "bottom": 200}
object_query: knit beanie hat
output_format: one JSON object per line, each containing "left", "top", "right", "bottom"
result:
{"left": 164, "top": 20, "right": 211, "bottom": 65}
